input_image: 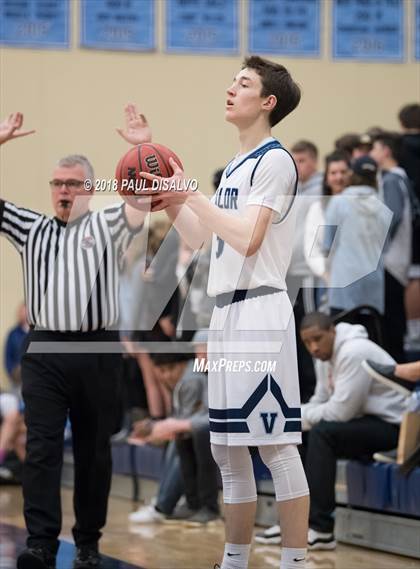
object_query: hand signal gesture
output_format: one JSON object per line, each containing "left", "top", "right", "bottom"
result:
{"left": 0, "top": 113, "right": 35, "bottom": 145}
{"left": 116, "top": 103, "right": 152, "bottom": 145}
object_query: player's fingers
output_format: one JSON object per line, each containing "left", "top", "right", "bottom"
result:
{"left": 139, "top": 113, "right": 148, "bottom": 125}
{"left": 127, "top": 103, "right": 137, "bottom": 121}
{"left": 139, "top": 171, "right": 161, "bottom": 182}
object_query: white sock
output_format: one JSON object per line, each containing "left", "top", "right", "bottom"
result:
{"left": 221, "top": 543, "right": 251, "bottom": 569}
{"left": 280, "top": 547, "right": 307, "bottom": 569}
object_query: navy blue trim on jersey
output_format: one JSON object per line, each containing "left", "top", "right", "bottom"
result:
{"left": 270, "top": 377, "right": 301, "bottom": 419}
{"left": 209, "top": 374, "right": 301, "bottom": 435}
{"left": 209, "top": 421, "right": 250, "bottom": 433}
{"left": 209, "top": 375, "right": 268, "bottom": 420}
{"left": 225, "top": 140, "right": 282, "bottom": 179}
{"left": 273, "top": 147, "right": 299, "bottom": 224}
{"left": 284, "top": 421, "right": 302, "bottom": 433}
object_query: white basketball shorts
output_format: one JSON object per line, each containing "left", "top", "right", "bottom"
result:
{"left": 208, "top": 290, "right": 302, "bottom": 447}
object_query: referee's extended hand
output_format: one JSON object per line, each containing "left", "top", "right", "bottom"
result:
{"left": 0, "top": 112, "right": 35, "bottom": 145}
{"left": 116, "top": 103, "right": 152, "bottom": 145}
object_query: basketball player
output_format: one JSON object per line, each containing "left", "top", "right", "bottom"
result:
{"left": 141, "top": 56, "right": 309, "bottom": 569}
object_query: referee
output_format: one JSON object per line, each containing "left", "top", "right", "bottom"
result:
{"left": 0, "top": 111, "right": 148, "bottom": 569}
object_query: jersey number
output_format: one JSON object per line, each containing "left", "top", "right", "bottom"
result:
{"left": 216, "top": 236, "right": 225, "bottom": 258}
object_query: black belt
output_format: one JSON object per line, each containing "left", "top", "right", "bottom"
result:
{"left": 215, "top": 286, "right": 282, "bottom": 309}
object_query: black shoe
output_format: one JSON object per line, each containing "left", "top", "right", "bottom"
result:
{"left": 73, "top": 545, "right": 102, "bottom": 568}
{"left": 17, "top": 547, "right": 56, "bottom": 569}
{"left": 362, "top": 360, "right": 413, "bottom": 396}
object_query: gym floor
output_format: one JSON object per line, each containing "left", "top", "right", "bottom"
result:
{"left": 1, "top": 487, "right": 419, "bottom": 569}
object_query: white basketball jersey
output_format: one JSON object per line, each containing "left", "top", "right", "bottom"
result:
{"left": 207, "top": 137, "right": 298, "bottom": 296}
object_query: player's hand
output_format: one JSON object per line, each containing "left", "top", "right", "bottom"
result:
{"left": 117, "top": 103, "right": 152, "bottom": 145}
{"left": 0, "top": 113, "right": 35, "bottom": 145}
{"left": 141, "top": 158, "right": 193, "bottom": 209}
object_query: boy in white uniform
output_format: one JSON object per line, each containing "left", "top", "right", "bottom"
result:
{"left": 142, "top": 56, "right": 309, "bottom": 569}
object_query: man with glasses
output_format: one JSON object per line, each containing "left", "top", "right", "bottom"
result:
{"left": 0, "top": 110, "right": 148, "bottom": 569}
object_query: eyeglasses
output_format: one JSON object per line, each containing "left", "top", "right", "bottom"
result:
{"left": 49, "top": 179, "right": 85, "bottom": 190}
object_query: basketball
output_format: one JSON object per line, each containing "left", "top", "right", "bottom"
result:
{"left": 115, "top": 143, "right": 183, "bottom": 210}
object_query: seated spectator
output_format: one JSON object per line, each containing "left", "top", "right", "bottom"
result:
{"left": 4, "top": 302, "right": 29, "bottom": 394}
{"left": 363, "top": 359, "right": 420, "bottom": 396}
{"left": 323, "top": 156, "right": 391, "bottom": 316}
{"left": 130, "top": 332, "right": 219, "bottom": 525}
{"left": 299, "top": 312, "right": 406, "bottom": 549}
{"left": 128, "top": 438, "right": 185, "bottom": 524}
{"left": 370, "top": 132, "right": 412, "bottom": 362}
{"left": 0, "top": 390, "right": 25, "bottom": 483}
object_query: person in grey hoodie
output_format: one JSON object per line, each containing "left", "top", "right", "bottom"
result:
{"left": 299, "top": 312, "right": 406, "bottom": 549}
{"left": 323, "top": 156, "right": 392, "bottom": 316}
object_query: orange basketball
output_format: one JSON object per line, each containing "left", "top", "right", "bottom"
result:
{"left": 115, "top": 143, "right": 183, "bottom": 210}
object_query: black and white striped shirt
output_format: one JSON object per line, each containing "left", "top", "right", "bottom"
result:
{"left": 0, "top": 200, "right": 142, "bottom": 332}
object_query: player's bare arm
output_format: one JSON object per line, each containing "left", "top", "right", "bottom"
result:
{"left": 142, "top": 158, "right": 274, "bottom": 256}
{"left": 0, "top": 112, "right": 35, "bottom": 145}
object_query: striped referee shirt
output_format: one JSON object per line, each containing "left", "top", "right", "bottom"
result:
{"left": 0, "top": 200, "right": 142, "bottom": 332}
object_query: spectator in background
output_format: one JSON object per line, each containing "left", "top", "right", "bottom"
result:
{"left": 189, "top": 169, "right": 222, "bottom": 330}
{"left": 371, "top": 132, "right": 412, "bottom": 361}
{"left": 287, "top": 140, "right": 324, "bottom": 403}
{"left": 4, "top": 303, "right": 29, "bottom": 394}
{"left": 299, "top": 312, "right": 406, "bottom": 549}
{"left": 351, "top": 134, "right": 373, "bottom": 159}
{"left": 130, "top": 332, "right": 219, "bottom": 525}
{"left": 363, "top": 358, "right": 420, "bottom": 396}
{"left": 304, "top": 151, "right": 351, "bottom": 301}
{"left": 334, "top": 133, "right": 360, "bottom": 160}
{"left": 335, "top": 132, "right": 374, "bottom": 160}
{"left": 322, "top": 156, "right": 391, "bottom": 316}
{"left": 0, "top": 390, "right": 26, "bottom": 483}
{"left": 399, "top": 104, "right": 420, "bottom": 204}
{"left": 398, "top": 104, "right": 420, "bottom": 358}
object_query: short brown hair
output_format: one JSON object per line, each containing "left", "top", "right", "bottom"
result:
{"left": 291, "top": 140, "right": 318, "bottom": 159}
{"left": 398, "top": 104, "right": 420, "bottom": 130}
{"left": 374, "top": 131, "right": 402, "bottom": 163}
{"left": 243, "top": 56, "right": 301, "bottom": 127}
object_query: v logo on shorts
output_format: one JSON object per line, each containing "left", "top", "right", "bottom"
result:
{"left": 260, "top": 412, "right": 278, "bottom": 434}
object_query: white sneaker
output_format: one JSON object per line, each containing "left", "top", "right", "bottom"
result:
{"left": 254, "top": 524, "right": 281, "bottom": 545}
{"left": 128, "top": 505, "right": 165, "bottom": 524}
{"left": 308, "top": 528, "right": 336, "bottom": 550}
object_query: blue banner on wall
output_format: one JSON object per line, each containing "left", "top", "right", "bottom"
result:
{"left": 415, "top": 0, "right": 420, "bottom": 60}
{"left": 0, "top": 0, "right": 69, "bottom": 48}
{"left": 333, "top": 0, "right": 404, "bottom": 61}
{"left": 166, "top": 0, "right": 238, "bottom": 54}
{"left": 248, "top": 0, "right": 321, "bottom": 57}
{"left": 81, "top": 0, "right": 154, "bottom": 51}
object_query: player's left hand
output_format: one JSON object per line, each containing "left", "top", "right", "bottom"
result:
{"left": 117, "top": 103, "right": 152, "bottom": 145}
{"left": 0, "top": 112, "right": 35, "bottom": 145}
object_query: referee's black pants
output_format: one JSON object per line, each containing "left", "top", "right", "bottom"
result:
{"left": 21, "top": 330, "right": 122, "bottom": 554}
